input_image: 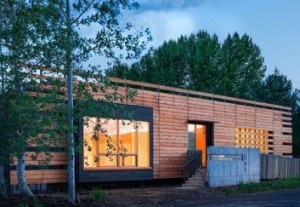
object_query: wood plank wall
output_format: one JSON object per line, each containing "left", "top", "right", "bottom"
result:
{"left": 260, "top": 154, "right": 300, "bottom": 179}
{"left": 10, "top": 75, "right": 292, "bottom": 184}
{"left": 106, "top": 78, "right": 292, "bottom": 179}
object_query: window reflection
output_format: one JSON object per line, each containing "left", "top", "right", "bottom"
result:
{"left": 83, "top": 117, "right": 150, "bottom": 169}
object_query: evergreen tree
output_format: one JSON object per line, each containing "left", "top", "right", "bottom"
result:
{"left": 108, "top": 31, "right": 265, "bottom": 98}
{"left": 293, "top": 101, "right": 300, "bottom": 157}
{"left": 259, "top": 69, "right": 299, "bottom": 157}
{"left": 259, "top": 68, "right": 297, "bottom": 107}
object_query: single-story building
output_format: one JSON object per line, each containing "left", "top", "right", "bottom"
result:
{"left": 8, "top": 77, "right": 292, "bottom": 186}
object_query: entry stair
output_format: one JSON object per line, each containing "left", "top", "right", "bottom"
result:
{"left": 181, "top": 167, "right": 208, "bottom": 190}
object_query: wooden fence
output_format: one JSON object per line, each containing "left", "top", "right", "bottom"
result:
{"left": 260, "top": 154, "right": 300, "bottom": 180}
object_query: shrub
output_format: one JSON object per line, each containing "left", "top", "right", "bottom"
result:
{"left": 16, "top": 204, "right": 28, "bottom": 207}
{"left": 33, "top": 197, "right": 44, "bottom": 207}
{"left": 89, "top": 187, "right": 107, "bottom": 201}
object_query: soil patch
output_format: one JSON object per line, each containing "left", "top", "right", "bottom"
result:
{"left": 0, "top": 187, "right": 225, "bottom": 207}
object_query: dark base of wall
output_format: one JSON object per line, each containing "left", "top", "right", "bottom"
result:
{"left": 78, "top": 178, "right": 184, "bottom": 190}
{"left": 10, "top": 184, "right": 48, "bottom": 194}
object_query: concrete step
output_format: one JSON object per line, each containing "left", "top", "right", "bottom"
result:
{"left": 180, "top": 186, "right": 205, "bottom": 190}
{"left": 181, "top": 168, "right": 208, "bottom": 189}
{"left": 182, "top": 184, "right": 206, "bottom": 188}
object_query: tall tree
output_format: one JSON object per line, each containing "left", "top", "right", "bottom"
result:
{"left": 51, "top": 0, "right": 149, "bottom": 203}
{"left": 258, "top": 69, "right": 299, "bottom": 157}
{"left": 186, "top": 31, "right": 221, "bottom": 93}
{"left": 259, "top": 68, "right": 297, "bottom": 106}
{"left": 107, "top": 31, "right": 265, "bottom": 98}
{"left": 109, "top": 31, "right": 221, "bottom": 91}
{"left": 293, "top": 100, "right": 300, "bottom": 157}
{"left": 0, "top": 0, "right": 61, "bottom": 196}
{"left": 218, "top": 32, "right": 266, "bottom": 99}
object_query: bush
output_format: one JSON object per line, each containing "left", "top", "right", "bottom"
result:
{"left": 89, "top": 187, "right": 107, "bottom": 201}
{"left": 16, "top": 204, "right": 28, "bottom": 207}
{"left": 33, "top": 197, "right": 44, "bottom": 207}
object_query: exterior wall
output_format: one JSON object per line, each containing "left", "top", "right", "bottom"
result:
{"left": 102, "top": 79, "right": 292, "bottom": 179}
{"left": 207, "top": 147, "right": 260, "bottom": 187}
{"left": 9, "top": 78, "right": 293, "bottom": 184}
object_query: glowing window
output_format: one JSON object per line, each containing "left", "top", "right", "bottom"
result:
{"left": 83, "top": 117, "right": 150, "bottom": 169}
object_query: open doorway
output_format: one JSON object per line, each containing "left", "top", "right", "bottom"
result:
{"left": 188, "top": 122, "right": 213, "bottom": 167}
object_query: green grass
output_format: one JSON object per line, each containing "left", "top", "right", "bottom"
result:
{"left": 223, "top": 177, "right": 300, "bottom": 195}
{"left": 89, "top": 187, "right": 107, "bottom": 201}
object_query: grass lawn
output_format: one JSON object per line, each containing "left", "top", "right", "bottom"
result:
{"left": 222, "top": 177, "right": 300, "bottom": 195}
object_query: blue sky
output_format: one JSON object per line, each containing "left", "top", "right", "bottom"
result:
{"left": 125, "top": 0, "right": 300, "bottom": 89}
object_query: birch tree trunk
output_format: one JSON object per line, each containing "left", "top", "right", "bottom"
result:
{"left": 65, "top": 0, "right": 75, "bottom": 203}
{"left": 16, "top": 154, "right": 33, "bottom": 196}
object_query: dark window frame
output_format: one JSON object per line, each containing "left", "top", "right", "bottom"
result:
{"left": 77, "top": 102, "right": 153, "bottom": 183}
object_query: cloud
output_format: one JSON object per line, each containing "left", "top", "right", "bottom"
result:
{"left": 132, "top": 10, "right": 197, "bottom": 46}
{"left": 138, "top": 0, "right": 206, "bottom": 12}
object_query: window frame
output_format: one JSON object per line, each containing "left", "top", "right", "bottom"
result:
{"left": 77, "top": 103, "right": 153, "bottom": 183}
{"left": 83, "top": 118, "right": 150, "bottom": 169}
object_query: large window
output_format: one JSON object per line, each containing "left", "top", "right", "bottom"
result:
{"left": 83, "top": 117, "right": 150, "bottom": 169}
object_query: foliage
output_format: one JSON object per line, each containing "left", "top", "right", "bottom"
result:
{"left": 107, "top": 30, "right": 300, "bottom": 157}
{"left": 36, "top": 0, "right": 150, "bottom": 203}
{"left": 107, "top": 31, "right": 266, "bottom": 100}
{"left": 0, "top": 0, "right": 62, "bottom": 196}
{"left": 258, "top": 68, "right": 298, "bottom": 107}
{"left": 223, "top": 177, "right": 300, "bottom": 195}
{"left": 33, "top": 197, "right": 44, "bottom": 207}
{"left": 89, "top": 187, "right": 107, "bottom": 202}
{"left": 217, "top": 33, "right": 266, "bottom": 99}
{"left": 16, "top": 204, "right": 29, "bottom": 207}
{"left": 292, "top": 98, "right": 300, "bottom": 157}
{"left": 256, "top": 69, "right": 299, "bottom": 157}
{"left": 0, "top": 0, "right": 149, "bottom": 201}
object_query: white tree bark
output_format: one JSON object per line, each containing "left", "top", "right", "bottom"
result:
{"left": 66, "top": 0, "right": 76, "bottom": 203}
{"left": 17, "top": 154, "right": 33, "bottom": 196}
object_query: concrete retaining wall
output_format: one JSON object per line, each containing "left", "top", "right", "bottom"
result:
{"left": 207, "top": 147, "right": 260, "bottom": 187}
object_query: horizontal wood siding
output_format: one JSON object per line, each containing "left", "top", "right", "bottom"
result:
{"left": 109, "top": 80, "right": 292, "bottom": 179}
{"left": 10, "top": 75, "right": 292, "bottom": 184}
{"left": 10, "top": 170, "right": 67, "bottom": 185}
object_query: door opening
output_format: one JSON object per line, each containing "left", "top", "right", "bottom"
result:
{"left": 188, "top": 123, "right": 213, "bottom": 167}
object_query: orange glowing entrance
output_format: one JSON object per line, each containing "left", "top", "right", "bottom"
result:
{"left": 188, "top": 123, "right": 213, "bottom": 167}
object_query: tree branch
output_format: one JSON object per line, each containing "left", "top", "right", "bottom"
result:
{"left": 58, "top": 0, "right": 68, "bottom": 23}
{"left": 72, "top": 0, "right": 96, "bottom": 27}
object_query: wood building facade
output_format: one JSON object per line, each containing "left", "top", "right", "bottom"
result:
{"left": 8, "top": 78, "right": 293, "bottom": 186}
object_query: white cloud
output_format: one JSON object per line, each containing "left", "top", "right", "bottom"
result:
{"left": 135, "top": 10, "right": 197, "bottom": 47}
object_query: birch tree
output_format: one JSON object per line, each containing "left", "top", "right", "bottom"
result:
{"left": 50, "top": 0, "right": 149, "bottom": 203}
{"left": 0, "top": 0, "right": 62, "bottom": 196}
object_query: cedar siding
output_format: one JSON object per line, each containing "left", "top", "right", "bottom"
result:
{"left": 9, "top": 77, "right": 292, "bottom": 185}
